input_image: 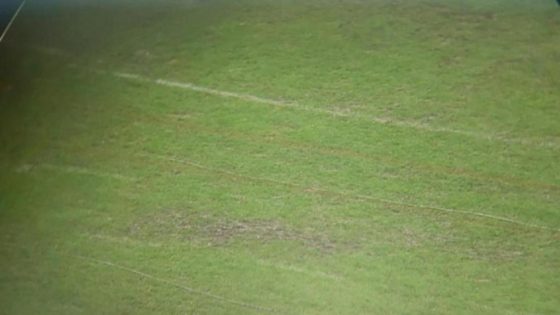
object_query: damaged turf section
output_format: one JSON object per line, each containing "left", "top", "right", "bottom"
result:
{"left": 0, "top": 0, "right": 559, "bottom": 314}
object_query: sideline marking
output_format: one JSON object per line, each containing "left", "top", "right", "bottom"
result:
{"left": 0, "top": 0, "right": 26, "bottom": 43}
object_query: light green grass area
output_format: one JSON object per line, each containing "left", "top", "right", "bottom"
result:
{"left": 0, "top": 0, "right": 559, "bottom": 314}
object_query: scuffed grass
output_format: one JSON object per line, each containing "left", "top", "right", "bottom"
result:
{"left": 0, "top": 0, "right": 559, "bottom": 314}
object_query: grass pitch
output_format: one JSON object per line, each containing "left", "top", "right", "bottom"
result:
{"left": 0, "top": 0, "right": 559, "bottom": 314}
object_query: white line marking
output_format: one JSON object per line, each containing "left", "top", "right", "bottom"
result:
{"left": 257, "top": 259, "right": 343, "bottom": 281}
{"left": 0, "top": 0, "right": 26, "bottom": 43}
{"left": 86, "top": 234, "right": 342, "bottom": 280}
{"left": 111, "top": 72, "right": 559, "bottom": 149}
{"left": 18, "top": 163, "right": 134, "bottom": 181}
{"left": 24, "top": 45, "right": 560, "bottom": 149}
{"left": 26, "top": 44, "right": 69, "bottom": 57}
{"left": 141, "top": 152, "right": 560, "bottom": 233}
{"left": 156, "top": 78, "right": 290, "bottom": 107}
{"left": 70, "top": 253, "right": 276, "bottom": 313}
{"left": 349, "top": 192, "right": 558, "bottom": 232}
{"left": 113, "top": 71, "right": 145, "bottom": 81}
{"left": 40, "top": 163, "right": 134, "bottom": 180}
{"left": 13, "top": 45, "right": 560, "bottom": 230}
{"left": 85, "top": 233, "right": 165, "bottom": 248}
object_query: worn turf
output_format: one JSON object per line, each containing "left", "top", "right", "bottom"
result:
{"left": 0, "top": 0, "right": 559, "bottom": 314}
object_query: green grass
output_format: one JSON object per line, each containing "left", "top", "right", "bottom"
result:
{"left": 0, "top": 0, "right": 559, "bottom": 313}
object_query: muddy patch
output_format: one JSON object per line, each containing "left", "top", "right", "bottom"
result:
{"left": 127, "top": 209, "right": 337, "bottom": 252}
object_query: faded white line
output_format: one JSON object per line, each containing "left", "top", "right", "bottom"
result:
{"left": 155, "top": 78, "right": 290, "bottom": 107}
{"left": 350, "top": 192, "right": 558, "bottom": 232}
{"left": 27, "top": 44, "right": 69, "bottom": 57}
{"left": 85, "top": 233, "right": 165, "bottom": 248}
{"left": 17, "top": 163, "right": 134, "bottom": 181}
{"left": 70, "top": 253, "right": 276, "bottom": 313}
{"left": 257, "top": 259, "right": 343, "bottom": 281}
{"left": 141, "top": 152, "right": 560, "bottom": 233}
{"left": 24, "top": 45, "right": 560, "bottom": 149}
{"left": 112, "top": 72, "right": 559, "bottom": 149}
{"left": 86, "top": 234, "right": 342, "bottom": 279}
{"left": 0, "top": 0, "right": 26, "bottom": 43}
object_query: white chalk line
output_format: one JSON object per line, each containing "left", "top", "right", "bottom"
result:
{"left": 110, "top": 72, "right": 559, "bottom": 149}
{"left": 85, "top": 233, "right": 165, "bottom": 248}
{"left": 25, "top": 45, "right": 560, "bottom": 149}
{"left": 16, "top": 163, "right": 134, "bottom": 181}
{"left": 140, "top": 152, "right": 559, "bottom": 233}
{"left": 84, "top": 233, "right": 342, "bottom": 281}
{"left": 256, "top": 259, "right": 343, "bottom": 281}
{"left": 68, "top": 253, "right": 276, "bottom": 313}
{"left": 27, "top": 44, "right": 69, "bottom": 57}
{"left": 0, "top": 0, "right": 26, "bottom": 44}
{"left": 20, "top": 45, "right": 560, "bottom": 230}
{"left": 12, "top": 156, "right": 558, "bottom": 232}
{"left": 349, "top": 192, "right": 558, "bottom": 232}
{"left": 135, "top": 152, "right": 299, "bottom": 188}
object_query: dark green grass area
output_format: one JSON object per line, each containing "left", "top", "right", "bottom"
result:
{"left": 1, "top": 0, "right": 559, "bottom": 314}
